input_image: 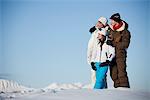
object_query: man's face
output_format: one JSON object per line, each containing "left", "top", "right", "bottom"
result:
{"left": 95, "top": 21, "right": 104, "bottom": 28}
{"left": 110, "top": 19, "right": 118, "bottom": 26}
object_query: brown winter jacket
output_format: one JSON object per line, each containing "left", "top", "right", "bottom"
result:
{"left": 108, "top": 21, "right": 131, "bottom": 58}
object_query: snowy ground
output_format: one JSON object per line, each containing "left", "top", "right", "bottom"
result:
{"left": 0, "top": 79, "right": 150, "bottom": 100}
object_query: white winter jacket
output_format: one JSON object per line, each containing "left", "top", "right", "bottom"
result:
{"left": 87, "top": 28, "right": 115, "bottom": 65}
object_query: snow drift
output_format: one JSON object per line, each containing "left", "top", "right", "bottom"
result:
{"left": 0, "top": 79, "right": 150, "bottom": 100}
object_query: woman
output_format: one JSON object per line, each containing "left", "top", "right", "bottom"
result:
{"left": 87, "top": 17, "right": 115, "bottom": 89}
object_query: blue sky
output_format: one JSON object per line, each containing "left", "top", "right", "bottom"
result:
{"left": 0, "top": 0, "right": 150, "bottom": 91}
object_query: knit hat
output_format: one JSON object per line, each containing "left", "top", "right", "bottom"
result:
{"left": 98, "top": 17, "right": 108, "bottom": 26}
{"left": 110, "top": 13, "right": 121, "bottom": 23}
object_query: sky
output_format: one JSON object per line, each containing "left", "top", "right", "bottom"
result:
{"left": 0, "top": 0, "right": 150, "bottom": 91}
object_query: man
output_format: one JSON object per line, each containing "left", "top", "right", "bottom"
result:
{"left": 107, "top": 13, "right": 131, "bottom": 88}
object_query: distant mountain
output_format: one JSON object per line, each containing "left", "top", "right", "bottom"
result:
{"left": 0, "top": 79, "right": 91, "bottom": 93}
{"left": 44, "top": 83, "right": 84, "bottom": 90}
{"left": 0, "top": 79, "right": 33, "bottom": 93}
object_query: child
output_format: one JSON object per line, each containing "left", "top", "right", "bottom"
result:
{"left": 87, "top": 17, "right": 115, "bottom": 89}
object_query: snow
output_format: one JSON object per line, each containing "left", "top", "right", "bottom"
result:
{"left": 0, "top": 79, "right": 150, "bottom": 100}
{"left": 0, "top": 79, "right": 34, "bottom": 93}
{"left": 43, "top": 82, "right": 91, "bottom": 91}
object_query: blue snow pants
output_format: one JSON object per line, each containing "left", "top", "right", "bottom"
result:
{"left": 94, "top": 62, "right": 108, "bottom": 89}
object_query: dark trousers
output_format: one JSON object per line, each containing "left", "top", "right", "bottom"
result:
{"left": 110, "top": 57, "right": 130, "bottom": 88}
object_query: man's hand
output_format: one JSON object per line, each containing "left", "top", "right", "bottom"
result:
{"left": 106, "top": 40, "right": 113, "bottom": 46}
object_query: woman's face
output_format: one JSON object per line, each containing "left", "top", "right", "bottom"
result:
{"left": 110, "top": 19, "right": 118, "bottom": 26}
{"left": 95, "top": 21, "right": 104, "bottom": 28}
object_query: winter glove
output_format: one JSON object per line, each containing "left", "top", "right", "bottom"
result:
{"left": 89, "top": 26, "right": 96, "bottom": 33}
{"left": 106, "top": 40, "right": 113, "bottom": 46}
{"left": 100, "top": 60, "right": 110, "bottom": 67}
{"left": 91, "top": 62, "right": 97, "bottom": 71}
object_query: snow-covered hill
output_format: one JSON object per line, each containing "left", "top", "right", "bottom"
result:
{"left": 1, "top": 88, "right": 150, "bottom": 100}
{"left": 0, "top": 79, "right": 33, "bottom": 93}
{"left": 43, "top": 82, "right": 91, "bottom": 90}
{"left": 0, "top": 79, "right": 149, "bottom": 100}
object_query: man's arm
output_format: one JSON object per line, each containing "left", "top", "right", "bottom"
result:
{"left": 116, "top": 30, "right": 131, "bottom": 49}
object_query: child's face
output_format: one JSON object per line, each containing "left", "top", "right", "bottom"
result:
{"left": 98, "top": 33, "right": 105, "bottom": 42}
{"left": 95, "top": 21, "right": 104, "bottom": 28}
